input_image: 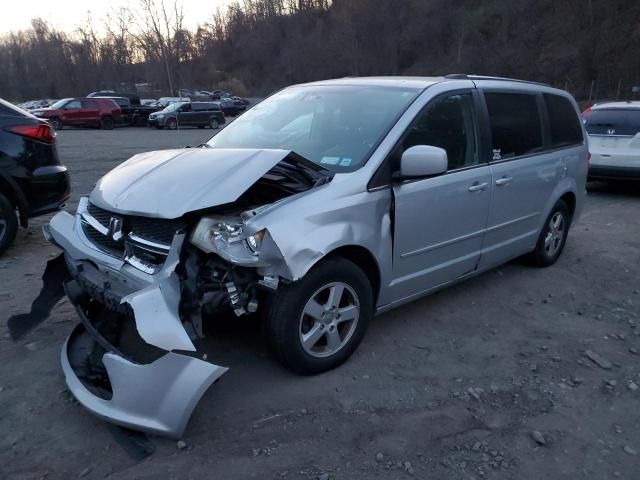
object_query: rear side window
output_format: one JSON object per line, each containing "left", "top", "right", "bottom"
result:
{"left": 484, "top": 92, "right": 543, "bottom": 160}
{"left": 544, "top": 94, "right": 583, "bottom": 147}
{"left": 583, "top": 109, "right": 640, "bottom": 136}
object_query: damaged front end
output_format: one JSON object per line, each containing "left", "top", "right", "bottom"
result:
{"left": 18, "top": 148, "right": 332, "bottom": 438}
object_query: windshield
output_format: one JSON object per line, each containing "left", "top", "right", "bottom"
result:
{"left": 50, "top": 98, "right": 73, "bottom": 109}
{"left": 206, "top": 85, "right": 421, "bottom": 171}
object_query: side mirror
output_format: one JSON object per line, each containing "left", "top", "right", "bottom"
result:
{"left": 399, "top": 145, "right": 448, "bottom": 179}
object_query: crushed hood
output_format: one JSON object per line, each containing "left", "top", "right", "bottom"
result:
{"left": 90, "top": 148, "right": 293, "bottom": 219}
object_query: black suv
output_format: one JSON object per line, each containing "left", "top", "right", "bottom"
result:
{"left": 0, "top": 99, "right": 70, "bottom": 254}
{"left": 147, "top": 102, "right": 226, "bottom": 129}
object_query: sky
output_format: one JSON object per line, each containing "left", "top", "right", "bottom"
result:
{"left": 0, "top": 0, "right": 234, "bottom": 34}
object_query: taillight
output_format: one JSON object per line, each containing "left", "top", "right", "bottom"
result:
{"left": 581, "top": 107, "right": 591, "bottom": 116}
{"left": 6, "top": 123, "right": 55, "bottom": 144}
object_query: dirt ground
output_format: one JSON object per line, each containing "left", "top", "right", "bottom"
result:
{"left": 1, "top": 128, "right": 639, "bottom": 480}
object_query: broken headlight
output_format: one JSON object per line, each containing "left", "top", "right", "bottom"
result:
{"left": 190, "top": 217, "right": 266, "bottom": 265}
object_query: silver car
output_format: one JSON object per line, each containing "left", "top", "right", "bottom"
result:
{"left": 18, "top": 75, "right": 588, "bottom": 438}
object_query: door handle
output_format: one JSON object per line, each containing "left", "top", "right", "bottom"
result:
{"left": 468, "top": 182, "right": 489, "bottom": 192}
{"left": 495, "top": 176, "right": 512, "bottom": 186}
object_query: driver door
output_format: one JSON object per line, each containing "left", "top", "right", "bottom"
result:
{"left": 390, "top": 91, "right": 492, "bottom": 301}
{"left": 62, "top": 99, "right": 83, "bottom": 126}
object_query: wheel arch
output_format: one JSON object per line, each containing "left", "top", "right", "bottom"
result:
{"left": 322, "top": 245, "right": 381, "bottom": 305}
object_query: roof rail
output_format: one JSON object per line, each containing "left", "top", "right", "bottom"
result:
{"left": 445, "top": 74, "right": 550, "bottom": 87}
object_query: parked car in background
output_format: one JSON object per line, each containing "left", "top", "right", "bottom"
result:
{"left": 87, "top": 90, "right": 116, "bottom": 97}
{"left": 31, "top": 98, "right": 122, "bottom": 130}
{"left": 17, "top": 99, "right": 57, "bottom": 110}
{"left": 218, "top": 98, "right": 245, "bottom": 116}
{"left": 0, "top": 98, "right": 69, "bottom": 254}
{"left": 37, "top": 75, "right": 587, "bottom": 438}
{"left": 140, "top": 99, "right": 157, "bottom": 106}
{"left": 93, "top": 96, "right": 159, "bottom": 126}
{"left": 583, "top": 101, "right": 640, "bottom": 181}
{"left": 156, "top": 97, "right": 191, "bottom": 108}
{"left": 147, "top": 101, "right": 225, "bottom": 129}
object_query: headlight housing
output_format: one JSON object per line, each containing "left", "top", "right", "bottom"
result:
{"left": 190, "top": 216, "right": 267, "bottom": 265}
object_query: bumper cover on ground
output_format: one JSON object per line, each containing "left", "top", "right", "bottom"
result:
{"left": 63, "top": 324, "right": 227, "bottom": 438}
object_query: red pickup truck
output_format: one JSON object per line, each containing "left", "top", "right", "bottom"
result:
{"left": 31, "top": 98, "right": 122, "bottom": 130}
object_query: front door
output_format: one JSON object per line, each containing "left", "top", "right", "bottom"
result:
{"left": 390, "top": 91, "right": 492, "bottom": 302}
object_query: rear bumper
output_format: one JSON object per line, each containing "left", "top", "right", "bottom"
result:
{"left": 588, "top": 165, "right": 640, "bottom": 181}
{"left": 26, "top": 165, "right": 70, "bottom": 217}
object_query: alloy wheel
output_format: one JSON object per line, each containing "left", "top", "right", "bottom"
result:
{"left": 299, "top": 282, "right": 360, "bottom": 358}
{"left": 544, "top": 211, "right": 565, "bottom": 257}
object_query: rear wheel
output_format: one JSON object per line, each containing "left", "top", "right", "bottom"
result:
{"left": 266, "top": 258, "right": 373, "bottom": 375}
{"left": 49, "top": 118, "right": 63, "bottom": 131}
{"left": 100, "top": 116, "right": 114, "bottom": 130}
{"left": 209, "top": 118, "right": 220, "bottom": 129}
{"left": 524, "top": 199, "right": 570, "bottom": 267}
{"left": 0, "top": 193, "right": 18, "bottom": 256}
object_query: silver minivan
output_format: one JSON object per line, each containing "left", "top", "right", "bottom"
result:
{"left": 19, "top": 75, "right": 588, "bottom": 437}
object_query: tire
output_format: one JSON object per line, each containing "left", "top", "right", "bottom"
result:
{"left": 209, "top": 118, "right": 220, "bottom": 129}
{"left": 0, "top": 193, "right": 18, "bottom": 256}
{"left": 100, "top": 116, "right": 114, "bottom": 130}
{"left": 265, "top": 258, "right": 373, "bottom": 375}
{"left": 524, "top": 199, "right": 571, "bottom": 267}
{"left": 166, "top": 118, "right": 177, "bottom": 130}
{"left": 49, "top": 118, "right": 63, "bottom": 131}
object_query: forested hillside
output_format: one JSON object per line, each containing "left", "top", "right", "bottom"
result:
{"left": 1, "top": 0, "right": 639, "bottom": 101}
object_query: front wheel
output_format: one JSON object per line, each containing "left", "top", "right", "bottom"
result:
{"left": 0, "top": 193, "right": 18, "bottom": 256}
{"left": 524, "top": 199, "right": 570, "bottom": 267}
{"left": 166, "top": 118, "right": 177, "bottom": 130}
{"left": 209, "top": 118, "right": 220, "bottom": 129}
{"left": 265, "top": 258, "right": 373, "bottom": 375}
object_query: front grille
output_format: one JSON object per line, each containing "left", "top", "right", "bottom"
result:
{"left": 80, "top": 202, "right": 185, "bottom": 272}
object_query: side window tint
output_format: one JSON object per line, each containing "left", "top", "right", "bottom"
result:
{"left": 403, "top": 93, "right": 478, "bottom": 170}
{"left": 544, "top": 94, "right": 583, "bottom": 147}
{"left": 65, "top": 100, "right": 82, "bottom": 109}
{"left": 82, "top": 100, "right": 98, "bottom": 109}
{"left": 485, "top": 92, "right": 542, "bottom": 160}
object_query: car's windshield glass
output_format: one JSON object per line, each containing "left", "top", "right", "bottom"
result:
{"left": 50, "top": 98, "right": 73, "bottom": 109}
{"left": 206, "top": 85, "right": 421, "bottom": 171}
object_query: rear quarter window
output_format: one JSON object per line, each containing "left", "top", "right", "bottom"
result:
{"left": 484, "top": 92, "right": 543, "bottom": 160}
{"left": 544, "top": 94, "right": 583, "bottom": 147}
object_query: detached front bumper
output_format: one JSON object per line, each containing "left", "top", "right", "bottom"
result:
{"left": 62, "top": 324, "right": 226, "bottom": 437}
{"left": 45, "top": 199, "right": 229, "bottom": 438}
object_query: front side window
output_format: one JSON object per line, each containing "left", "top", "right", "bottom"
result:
{"left": 403, "top": 93, "right": 478, "bottom": 170}
{"left": 207, "top": 85, "right": 421, "bottom": 172}
{"left": 485, "top": 92, "right": 543, "bottom": 160}
{"left": 544, "top": 94, "right": 583, "bottom": 147}
{"left": 64, "top": 100, "right": 82, "bottom": 110}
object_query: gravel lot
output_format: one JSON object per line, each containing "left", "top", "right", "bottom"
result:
{"left": 1, "top": 128, "right": 639, "bottom": 480}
